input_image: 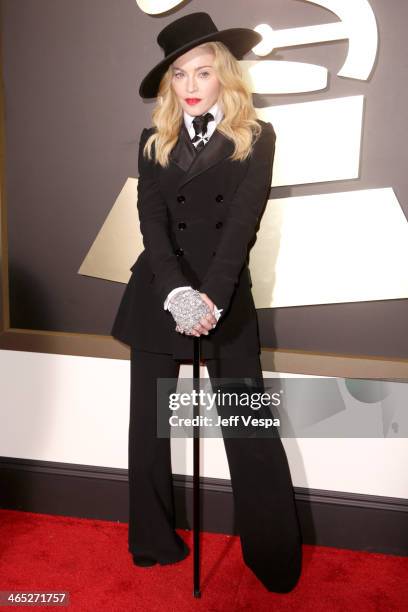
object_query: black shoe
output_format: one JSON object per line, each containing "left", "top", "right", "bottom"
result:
{"left": 132, "top": 554, "right": 157, "bottom": 567}
{"left": 158, "top": 540, "right": 190, "bottom": 566}
{"left": 131, "top": 540, "right": 190, "bottom": 567}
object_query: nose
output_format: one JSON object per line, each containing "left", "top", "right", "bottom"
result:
{"left": 186, "top": 74, "right": 198, "bottom": 93}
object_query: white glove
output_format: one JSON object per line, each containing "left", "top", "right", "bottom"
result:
{"left": 167, "top": 288, "right": 212, "bottom": 334}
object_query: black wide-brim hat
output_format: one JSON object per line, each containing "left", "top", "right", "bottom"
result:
{"left": 139, "top": 12, "right": 262, "bottom": 99}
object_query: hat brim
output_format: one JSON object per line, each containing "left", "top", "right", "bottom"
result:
{"left": 139, "top": 27, "right": 262, "bottom": 99}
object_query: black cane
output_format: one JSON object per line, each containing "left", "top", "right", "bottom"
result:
{"left": 193, "top": 335, "right": 201, "bottom": 598}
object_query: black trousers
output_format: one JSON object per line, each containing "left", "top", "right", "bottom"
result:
{"left": 128, "top": 347, "right": 302, "bottom": 592}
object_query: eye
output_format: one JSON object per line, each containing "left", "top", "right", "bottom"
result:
{"left": 173, "top": 72, "right": 183, "bottom": 79}
{"left": 199, "top": 71, "right": 210, "bottom": 78}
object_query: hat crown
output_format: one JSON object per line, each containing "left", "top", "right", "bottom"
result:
{"left": 157, "top": 12, "right": 218, "bottom": 57}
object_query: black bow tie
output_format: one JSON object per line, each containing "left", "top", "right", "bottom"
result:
{"left": 192, "top": 112, "right": 214, "bottom": 136}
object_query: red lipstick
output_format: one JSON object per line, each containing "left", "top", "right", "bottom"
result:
{"left": 185, "top": 98, "right": 202, "bottom": 105}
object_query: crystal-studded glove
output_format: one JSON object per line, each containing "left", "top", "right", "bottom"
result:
{"left": 167, "top": 288, "right": 212, "bottom": 334}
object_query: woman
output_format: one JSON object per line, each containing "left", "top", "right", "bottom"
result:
{"left": 111, "top": 12, "right": 302, "bottom": 593}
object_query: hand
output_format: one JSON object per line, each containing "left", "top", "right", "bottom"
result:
{"left": 175, "top": 292, "right": 218, "bottom": 337}
{"left": 192, "top": 292, "right": 218, "bottom": 335}
{"left": 169, "top": 290, "right": 218, "bottom": 337}
{"left": 168, "top": 288, "right": 212, "bottom": 336}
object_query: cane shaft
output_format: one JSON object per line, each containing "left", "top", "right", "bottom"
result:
{"left": 193, "top": 336, "right": 201, "bottom": 597}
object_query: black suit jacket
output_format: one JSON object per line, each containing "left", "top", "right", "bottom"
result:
{"left": 111, "top": 119, "right": 276, "bottom": 359}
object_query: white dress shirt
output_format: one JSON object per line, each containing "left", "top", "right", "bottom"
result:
{"left": 163, "top": 101, "right": 224, "bottom": 322}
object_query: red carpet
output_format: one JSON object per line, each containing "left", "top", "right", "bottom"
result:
{"left": 0, "top": 509, "right": 407, "bottom": 611}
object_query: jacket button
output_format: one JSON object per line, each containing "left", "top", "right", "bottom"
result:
{"left": 178, "top": 222, "right": 186, "bottom": 230}
{"left": 174, "top": 248, "right": 184, "bottom": 256}
{"left": 177, "top": 194, "right": 186, "bottom": 203}
{"left": 215, "top": 221, "right": 223, "bottom": 229}
{"left": 212, "top": 251, "right": 216, "bottom": 256}
{"left": 215, "top": 194, "right": 224, "bottom": 202}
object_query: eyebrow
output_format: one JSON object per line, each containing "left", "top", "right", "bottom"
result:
{"left": 172, "top": 65, "right": 213, "bottom": 72}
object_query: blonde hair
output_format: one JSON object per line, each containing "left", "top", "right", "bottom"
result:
{"left": 142, "top": 41, "right": 262, "bottom": 167}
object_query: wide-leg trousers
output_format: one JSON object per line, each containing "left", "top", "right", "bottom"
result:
{"left": 128, "top": 347, "right": 303, "bottom": 592}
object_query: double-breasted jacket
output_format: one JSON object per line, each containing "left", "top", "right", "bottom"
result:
{"left": 111, "top": 118, "right": 276, "bottom": 360}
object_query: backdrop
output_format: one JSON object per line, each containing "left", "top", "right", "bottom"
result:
{"left": 1, "top": 0, "right": 407, "bottom": 358}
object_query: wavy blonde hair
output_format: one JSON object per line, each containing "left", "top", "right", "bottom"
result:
{"left": 142, "top": 41, "right": 262, "bottom": 167}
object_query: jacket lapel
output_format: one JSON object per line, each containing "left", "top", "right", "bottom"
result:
{"left": 169, "top": 122, "right": 235, "bottom": 189}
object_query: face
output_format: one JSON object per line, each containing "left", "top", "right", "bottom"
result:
{"left": 171, "top": 46, "right": 221, "bottom": 116}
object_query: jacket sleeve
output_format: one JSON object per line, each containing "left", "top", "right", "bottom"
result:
{"left": 198, "top": 121, "right": 276, "bottom": 314}
{"left": 137, "top": 128, "right": 191, "bottom": 305}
